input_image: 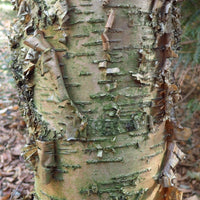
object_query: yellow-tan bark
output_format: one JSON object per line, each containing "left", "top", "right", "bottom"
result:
{"left": 10, "top": 0, "right": 187, "bottom": 199}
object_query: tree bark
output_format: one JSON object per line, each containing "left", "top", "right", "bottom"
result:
{"left": 10, "top": 0, "right": 187, "bottom": 199}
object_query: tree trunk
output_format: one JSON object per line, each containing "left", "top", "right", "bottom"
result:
{"left": 10, "top": 0, "right": 187, "bottom": 199}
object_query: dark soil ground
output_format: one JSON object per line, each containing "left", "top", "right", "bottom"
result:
{"left": 0, "top": 2, "right": 199, "bottom": 200}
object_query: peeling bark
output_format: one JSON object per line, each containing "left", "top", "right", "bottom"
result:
{"left": 10, "top": 0, "right": 188, "bottom": 199}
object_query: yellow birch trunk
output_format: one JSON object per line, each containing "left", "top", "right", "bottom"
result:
{"left": 9, "top": 0, "right": 188, "bottom": 199}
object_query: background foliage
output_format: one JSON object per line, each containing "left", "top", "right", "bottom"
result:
{"left": 179, "top": 0, "right": 200, "bottom": 66}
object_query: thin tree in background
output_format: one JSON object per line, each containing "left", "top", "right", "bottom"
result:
{"left": 9, "top": 0, "right": 191, "bottom": 199}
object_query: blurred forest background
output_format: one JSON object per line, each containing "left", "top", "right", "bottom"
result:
{"left": 0, "top": 0, "right": 199, "bottom": 199}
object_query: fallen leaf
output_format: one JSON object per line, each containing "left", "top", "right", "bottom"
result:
{"left": 12, "top": 105, "right": 19, "bottom": 111}
{"left": 11, "top": 144, "right": 23, "bottom": 156}
{"left": 186, "top": 195, "right": 200, "bottom": 200}
{"left": 187, "top": 171, "right": 200, "bottom": 181}
{"left": 165, "top": 187, "right": 183, "bottom": 200}
{"left": 0, "top": 194, "right": 10, "bottom": 200}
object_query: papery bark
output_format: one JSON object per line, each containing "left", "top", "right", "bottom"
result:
{"left": 10, "top": 0, "right": 187, "bottom": 199}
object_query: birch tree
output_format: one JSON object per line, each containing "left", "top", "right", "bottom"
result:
{"left": 9, "top": 0, "right": 191, "bottom": 199}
